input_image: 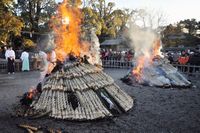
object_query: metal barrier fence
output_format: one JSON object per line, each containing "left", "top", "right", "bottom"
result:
{"left": 172, "top": 63, "right": 200, "bottom": 77}
{"left": 0, "top": 59, "right": 41, "bottom": 73}
{"left": 102, "top": 59, "right": 200, "bottom": 77}
{"left": 0, "top": 59, "right": 199, "bottom": 77}
{"left": 0, "top": 61, "right": 7, "bottom": 73}
{"left": 102, "top": 59, "right": 133, "bottom": 69}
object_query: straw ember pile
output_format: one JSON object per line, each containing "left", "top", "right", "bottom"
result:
{"left": 122, "top": 57, "right": 191, "bottom": 87}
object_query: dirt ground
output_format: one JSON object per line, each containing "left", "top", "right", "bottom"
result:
{"left": 0, "top": 68, "right": 200, "bottom": 133}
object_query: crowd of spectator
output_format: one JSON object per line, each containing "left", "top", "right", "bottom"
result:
{"left": 100, "top": 47, "right": 200, "bottom": 66}
{"left": 100, "top": 49, "right": 134, "bottom": 62}
{"left": 166, "top": 48, "right": 200, "bottom": 65}
{"left": 99, "top": 47, "right": 200, "bottom": 66}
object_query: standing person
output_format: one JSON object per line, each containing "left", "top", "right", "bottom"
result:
{"left": 178, "top": 50, "right": 189, "bottom": 65}
{"left": 38, "top": 50, "right": 49, "bottom": 83}
{"left": 47, "top": 50, "right": 57, "bottom": 75}
{"left": 0, "top": 45, "right": 7, "bottom": 59}
{"left": 35, "top": 50, "right": 48, "bottom": 93}
{"left": 0, "top": 47, "right": 2, "bottom": 58}
{"left": 5, "top": 46, "right": 15, "bottom": 74}
{"left": 168, "top": 53, "right": 174, "bottom": 64}
{"left": 173, "top": 52, "right": 179, "bottom": 63}
{"left": 20, "top": 49, "right": 30, "bottom": 71}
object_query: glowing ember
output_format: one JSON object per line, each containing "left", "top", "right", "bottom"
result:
{"left": 51, "top": 0, "right": 82, "bottom": 61}
{"left": 27, "top": 89, "right": 33, "bottom": 99}
{"left": 27, "top": 87, "right": 37, "bottom": 99}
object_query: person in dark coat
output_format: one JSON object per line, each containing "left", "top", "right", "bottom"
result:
{"left": 0, "top": 46, "right": 6, "bottom": 59}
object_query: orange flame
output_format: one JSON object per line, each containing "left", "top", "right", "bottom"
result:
{"left": 152, "top": 39, "right": 162, "bottom": 58}
{"left": 27, "top": 88, "right": 34, "bottom": 99}
{"left": 132, "top": 38, "right": 162, "bottom": 81}
{"left": 132, "top": 56, "right": 145, "bottom": 81}
{"left": 51, "top": 0, "right": 82, "bottom": 61}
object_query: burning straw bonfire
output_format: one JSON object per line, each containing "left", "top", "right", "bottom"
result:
{"left": 15, "top": 0, "right": 133, "bottom": 120}
{"left": 122, "top": 27, "right": 191, "bottom": 88}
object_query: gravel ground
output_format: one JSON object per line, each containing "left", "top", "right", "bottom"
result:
{"left": 0, "top": 68, "right": 200, "bottom": 133}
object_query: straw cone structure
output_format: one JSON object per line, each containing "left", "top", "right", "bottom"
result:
{"left": 30, "top": 62, "right": 133, "bottom": 120}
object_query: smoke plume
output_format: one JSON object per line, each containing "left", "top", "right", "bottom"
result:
{"left": 127, "top": 25, "right": 160, "bottom": 66}
{"left": 37, "top": 33, "right": 55, "bottom": 52}
{"left": 88, "top": 29, "right": 102, "bottom": 65}
{"left": 80, "top": 29, "right": 102, "bottom": 65}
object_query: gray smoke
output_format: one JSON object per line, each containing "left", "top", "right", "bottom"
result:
{"left": 128, "top": 25, "right": 159, "bottom": 64}
{"left": 87, "top": 28, "right": 102, "bottom": 65}
{"left": 37, "top": 32, "right": 55, "bottom": 52}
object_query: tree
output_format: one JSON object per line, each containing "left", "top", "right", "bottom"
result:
{"left": 161, "top": 24, "right": 183, "bottom": 47}
{"left": 0, "top": 0, "right": 24, "bottom": 44}
{"left": 16, "top": 0, "right": 57, "bottom": 32}
{"left": 179, "top": 19, "right": 198, "bottom": 35}
{"left": 82, "top": 7, "right": 102, "bottom": 35}
{"left": 162, "top": 24, "right": 182, "bottom": 36}
{"left": 128, "top": 8, "right": 167, "bottom": 29}
{"left": 90, "top": 0, "right": 117, "bottom": 37}
{"left": 161, "top": 19, "right": 200, "bottom": 47}
{"left": 82, "top": 0, "right": 132, "bottom": 41}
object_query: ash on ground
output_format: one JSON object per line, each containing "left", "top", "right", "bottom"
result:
{"left": 0, "top": 69, "right": 200, "bottom": 133}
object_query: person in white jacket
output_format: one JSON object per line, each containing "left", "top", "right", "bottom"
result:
{"left": 47, "top": 50, "right": 56, "bottom": 74}
{"left": 5, "top": 46, "right": 15, "bottom": 74}
{"left": 38, "top": 50, "right": 57, "bottom": 83}
{"left": 38, "top": 51, "right": 48, "bottom": 82}
{"left": 20, "top": 50, "right": 30, "bottom": 71}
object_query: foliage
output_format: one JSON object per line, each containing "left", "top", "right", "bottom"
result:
{"left": 82, "top": 0, "right": 132, "bottom": 41}
{"left": 179, "top": 19, "right": 198, "bottom": 35}
{"left": 128, "top": 8, "right": 167, "bottom": 29}
{"left": 162, "top": 20, "right": 200, "bottom": 47}
{"left": 16, "top": 0, "right": 57, "bottom": 32}
{"left": 162, "top": 24, "right": 182, "bottom": 36}
{"left": 23, "top": 38, "right": 36, "bottom": 50}
{"left": 1, "top": 0, "right": 199, "bottom": 49}
{"left": 0, "top": 0, "right": 24, "bottom": 44}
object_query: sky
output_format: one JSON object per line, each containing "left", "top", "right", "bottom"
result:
{"left": 56, "top": 0, "right": 200, "bottom": 25}
{"left": 107, "top": 0, "right": 199, "bottom": 24}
